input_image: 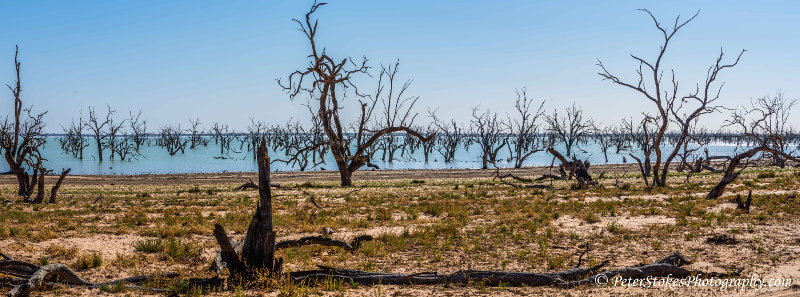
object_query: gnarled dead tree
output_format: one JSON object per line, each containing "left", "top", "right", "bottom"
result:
{"left": 707, "top": 94, "right": 800, "bottom": 198}
{"left": 1, "top": 46, "right": 47, "bottom": 197}
{"left": 278, "top": 3, "right": 431, "bottom": 186}
{"left": 598, "top": 9, "right": 744, "bottom": 187}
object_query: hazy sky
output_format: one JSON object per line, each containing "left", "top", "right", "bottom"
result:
{"left": 1, "top": 1, "right": 798, "bottom": 132}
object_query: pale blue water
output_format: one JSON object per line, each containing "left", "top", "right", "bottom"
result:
{"left": 0, "top": 136, "right": 752, "bottom": 175}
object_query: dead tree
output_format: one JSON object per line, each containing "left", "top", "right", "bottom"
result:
{"left": 507, "top": 88, "right": 546, "bottom": 168}
{"left": 188, "top": 118, "right": 209, "bottom": 149}
{"left": 707, "top": 95, "right": 800, "bottom": 198}
{"left": 128, "top": 110, "right": 148, "bottom": 152}
{"left": 111, "top": 133, "right": 139, "bottom": 161}
{"left": 245, "top": 119, "right": 268, "bottom": 160}
{"left": 592, "top": 123, "right": 614, "bottom": 163}
{"left": 471, "top": 106, "right": 508, "bottom": 169}
{"left": 373, "top": 61, "right": 419, "bottom": 163}
{"left": 430, "top": 112, "right": 465, "bottom": 163}
{"left": 86, "top": 105, "right": 115, "bottom": 161}
{"left": 274, "top": 119, "right": 327, "bottom": 171}
{"left": 105, "top": 110, "right": 125, "bottom": 161}
{"left": 156, "top": 125, "right": 187, "bottom": 155}
{"left": 278, "top": 3, "right": 431, "bottom": 186}
{"left": 598, "top": 9, "right": 744, "bottom": 187}
{"left": 59, "top": 114, "right": 88, "bottom": 159}
{"left": 406, "top": 124, "right": 437, "bottom": 162}
{"left": 213, "top": 139, "right": 373, "bottom": 279}
{"left": 546, "top": 103, "right": 591, "bottom": 159}
{"left": 211, "top": 122, "right": 235, "bottom": 155}
{"left": 758, "top": 91, "right": 796, "bottom": 168}
{"left": 620, "top": 117, "right": 658, "bottom": 187}
{"left": 0, "top": 46, "right": 47, "bottom": 197}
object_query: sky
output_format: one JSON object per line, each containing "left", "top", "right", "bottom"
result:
{"left": 1, "top": 0, "right": 799, "bottom": 133}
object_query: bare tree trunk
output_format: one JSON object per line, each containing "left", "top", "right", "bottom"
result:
{"left": 32, "top": 168, "right": 46, "bottom": 203}
{"left": 240, "top": 139, "right": 277, "bottom": 271}
{"left": 49, "top": 168, "right": 71, "bottom": 203}
{"left": 338, "top": 165, "right": 353, "bottom": 187}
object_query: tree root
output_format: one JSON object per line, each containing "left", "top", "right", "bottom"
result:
{"left": 0, "top": 258, "right": 177, "bottom": 297}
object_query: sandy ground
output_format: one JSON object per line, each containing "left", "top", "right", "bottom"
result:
{"left": 0, "top": 163, "right": 642, "bottom": 186}
{"left": 1, "top": 164, "right": 799, "bottom": 296}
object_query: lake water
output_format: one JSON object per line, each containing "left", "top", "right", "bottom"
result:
{"left": 0, "top": 136, "right": 750, "bottom": 175}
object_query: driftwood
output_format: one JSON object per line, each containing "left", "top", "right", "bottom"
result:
{"left": 235, "top": 178, "right": 281, "bottom": 191}
{"left": 275, "top": 235, "right": 373, "bottom": 251}
{"left": 547, "top": 148, "right": 597, "bottom": 189}
{"left": 290, "top": 252, "right": 732, "bottom": 287}
{"left": 490, "top": 169, "right": 553, "bottom": 189}
{"left": 534, "top": 174, "right": 563, "bottom": 181}
{"left": 0, "top": 257, "right": 177, "bottom": 297}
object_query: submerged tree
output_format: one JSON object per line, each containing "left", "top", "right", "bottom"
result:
{"left": 87, "top": 105, "right": 114, "bottom": 161}
{"left": 430, "top": 112, "right": 466, "bottom": 163}
{"left": 507, "top": 88, "right": 546, "bottom": 168}
{"left": 471, "top": 106, "right": 508, "bottom": 169}
{"left": 597, "top": 9, "right": 744, "bottom": 186}
{"left": 128, "top": 110, "right": 148, "bottom": 152}
{"left": 545, "top": 103, "right": 592, "bottom": 159}
{"left": 278, "top": 2, "right": 431, "bottom": 186}
{"left": 60, "top": 113, "right": 89, "bottom": 159}
{"left": 156, "top": 125, "right": 187, "bottom": 155}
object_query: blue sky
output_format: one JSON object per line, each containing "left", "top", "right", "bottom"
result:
{"left": 1, "top": 1, "right": 798, "bottom": 132}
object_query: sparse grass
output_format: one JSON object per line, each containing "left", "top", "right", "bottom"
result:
{"left": 74, "top": 252, "right": 103, "bottom": 269}
{"left": 757, "top": 171, "right": 777, "bottom": 179}
{"left": 1, "top": 165, "right": 799, "bottom": 295}
{"left": 134, "top": 238, "right": 166, "bottom": 253}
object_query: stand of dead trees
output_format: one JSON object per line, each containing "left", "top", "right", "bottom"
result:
{"left": 278, "top": 2, "right": 431, "bottom": 186}
{"left": 156, "top": 125, "right": 188, "bottom": 155}
{"left": 598, "top": 9, "right": 744, "bottom": 187}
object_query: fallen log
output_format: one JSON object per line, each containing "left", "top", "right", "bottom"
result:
{"left": 0, "top": 259, "right": 177, "bottom": 297}
{"left": 275, "top": 235, "right": 373, "bottom": 251}
{"left": 290, "top": 252, "right": 736, "bottom": 288}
